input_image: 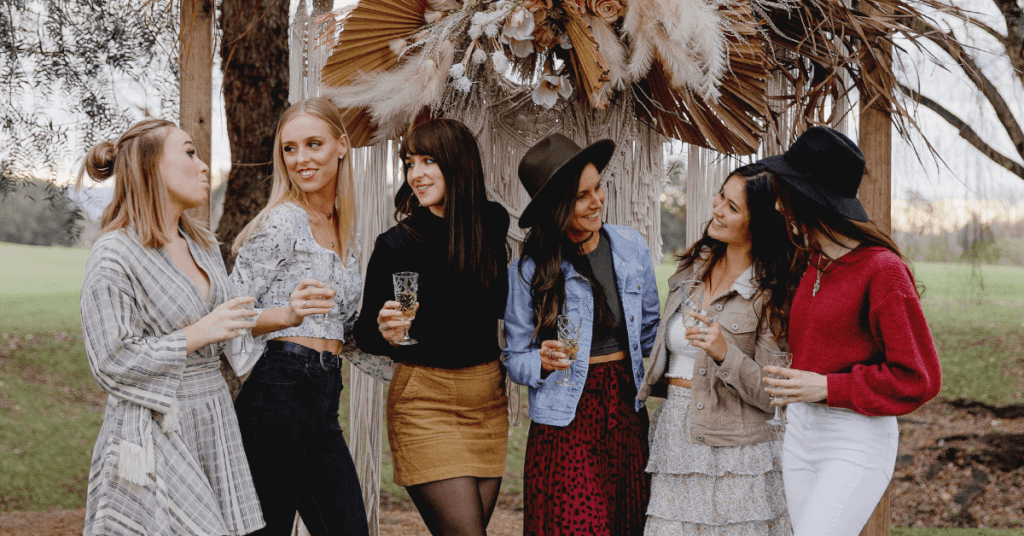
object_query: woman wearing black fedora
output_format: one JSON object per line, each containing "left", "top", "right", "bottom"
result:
{"left": 504, "top": 133, "right": 661, "bottom": 536}
{"left": 354, "top": 118, "right": 510, "bottom": 536}
{"left": 759, "top": 126, "right": 942, "bottom": 536}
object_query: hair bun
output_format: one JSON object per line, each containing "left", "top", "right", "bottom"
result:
{"left": 83, "top": 140, "right": 117, "bottom": 182}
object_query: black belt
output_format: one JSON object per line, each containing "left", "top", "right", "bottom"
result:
{"left": 266, "top": 340, "right": 342, "bottom": 371}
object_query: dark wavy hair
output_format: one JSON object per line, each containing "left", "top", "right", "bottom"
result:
{"left": 772, "top": 174, "right": 920, "bottom": 296}
{"left": 677, "top": 163, "right": 797, "bottom": 338}
{"left": 519, "top": 163, "right": 613, "bottom": 343}
{"left": 395, "top": 118, "right": 500, "bottom": 290}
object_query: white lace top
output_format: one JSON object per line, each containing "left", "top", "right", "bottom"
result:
{"left": 228, "top": 202, "right": 361, "bottom": 374}
{"left": 665, "top": 310, "right": 698, "bottom": 380}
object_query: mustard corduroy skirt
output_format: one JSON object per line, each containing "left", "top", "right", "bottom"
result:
{"left": 386, "top": 359, "right": 509, "bottom": 486}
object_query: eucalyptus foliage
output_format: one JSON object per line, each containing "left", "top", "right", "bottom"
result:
{"left": 0, "top": 0, "right": 179, "bottom": 240}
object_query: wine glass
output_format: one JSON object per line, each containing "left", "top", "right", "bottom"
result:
{"left": 311, "top": 253, "right": 336, "bottom": 317}
{"left": 392, "top": 272, "right": 418, "bottom": 346}
{"left": 231, "top": 282, "right": 254, "bottom": 357}
{"left": 554, "top": 314, "right": 580, "bottom": 387}
{"left": 680, "top": 279, "right": 708, "bottom": 344}
{"left": 766, "top": 351, "right": 793, "bottom": 426}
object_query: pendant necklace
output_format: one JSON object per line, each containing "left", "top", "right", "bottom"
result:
{"left": 812, "top": 254, "right": 835, "bottom": 297}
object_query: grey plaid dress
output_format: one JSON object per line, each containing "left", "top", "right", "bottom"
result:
{"left": 80, "top": 228, "right": 265, "bottom": 536}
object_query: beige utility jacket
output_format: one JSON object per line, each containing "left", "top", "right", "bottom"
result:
{"left": 638, "top": 254, "right": 784, "bottom": 447}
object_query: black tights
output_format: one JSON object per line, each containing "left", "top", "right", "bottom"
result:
{"left": 406, "top": 476, "right": 502, "bottom": 536}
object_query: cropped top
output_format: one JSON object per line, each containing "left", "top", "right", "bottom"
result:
{"left": 664, "top": 310, "right": 697, "bottom": 379}
{"left": 228, "top": 202, "right": 362, "bottom": 374}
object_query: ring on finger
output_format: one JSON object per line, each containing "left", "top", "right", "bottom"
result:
{"left": 700, "top": 324, "right": 708, "bottom": 335}
{"left": 379, "top": 323, "right": 387, "bottom": 332}
{"left": 700, "top": 333, "right": 706, "bottom": 342}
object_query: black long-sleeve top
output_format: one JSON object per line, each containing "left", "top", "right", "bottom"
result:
{"left": 354, "top": 203, "right": 510, "bottom": 369}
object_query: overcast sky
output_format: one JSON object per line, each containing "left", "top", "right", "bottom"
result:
{"left": 67, "top": 0, "right": 1024, "bottom": 205}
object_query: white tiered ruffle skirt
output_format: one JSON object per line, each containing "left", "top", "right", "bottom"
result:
{"left": 644, "top": 385, "right": 793, "bottom": 536}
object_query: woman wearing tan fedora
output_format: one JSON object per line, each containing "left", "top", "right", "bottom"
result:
{"left": 760, "top": 126, "right": 942, "bottom": 536}
{"left": 504, "top": 133, "right": 661, "bottom": 536}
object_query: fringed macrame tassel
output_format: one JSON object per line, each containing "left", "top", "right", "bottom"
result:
{"left": 116, "top": 406, "right": 156, "bottom": 487}
{"left": 116, "top": 440, "right": 150, "bottom": 487}
{"left": 159, "top": 400, "right": 180, "bottom": 435}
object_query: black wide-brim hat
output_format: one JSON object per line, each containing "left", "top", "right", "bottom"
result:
{"left": 517, "top": 133, "right": 615, "bottom": 228}
{"left": 759, "top": 126, "right": 870, "bottom": 223}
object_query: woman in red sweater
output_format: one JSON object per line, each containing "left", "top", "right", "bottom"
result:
{"left": 759, "top": 126, "right": 942, "bottom": 536}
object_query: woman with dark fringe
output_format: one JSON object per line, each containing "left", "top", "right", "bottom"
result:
{"left": 354, "top": 118, "right": 510, "bottom": 536}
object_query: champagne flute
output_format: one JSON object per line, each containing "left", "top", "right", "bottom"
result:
{"left": 554, "top": 314, "right": 580, "bottom": 387}
{"left": 231, "top": 282, "right": 254, "bottom": 357}
{"left": 312, "top": 253, "right": 336, "bottom": 317}
{"left": 392, "top": 272, "right": 418, "bottom": 346}
{"left": 766, "top": 351, "right": 793, "bottom": 426}
{"left": 680, "top": 279, "right": 708, "bottom": 344}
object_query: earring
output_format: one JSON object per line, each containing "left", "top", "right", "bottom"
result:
{"left": 339, "top": 154, "right": 345, "bottom": 160}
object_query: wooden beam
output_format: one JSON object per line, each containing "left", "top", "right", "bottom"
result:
{"left": 179, "top": 0, "right": 214, "bottom": 224}
{"left": 858, "top": 4, "right": 894, "bottom": 535}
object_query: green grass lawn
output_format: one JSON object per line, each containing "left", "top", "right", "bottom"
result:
{"left": 2, "top": 241, "right": 1023, "bottom": 533}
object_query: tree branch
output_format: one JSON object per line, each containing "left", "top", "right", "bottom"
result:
{"left": 907, "top": 16, "right": 1024, "bottom": 163}
{"left": 992, "top": 0, "right": 1024, "bottom": 88}
{"left": 898, "top": 82, "right": 1024, "bottom": 180}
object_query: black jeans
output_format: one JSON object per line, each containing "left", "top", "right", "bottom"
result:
{"left": 235, "top": 341, "right": 370, "bottom": 536}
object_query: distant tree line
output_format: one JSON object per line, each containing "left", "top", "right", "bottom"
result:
{"left": 0, "top": 179, "right": 78, "bottom": 247}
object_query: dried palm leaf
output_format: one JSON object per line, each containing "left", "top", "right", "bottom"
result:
{"left": 634, "top": 0, "right": 768, "bottom": 154}
{"left": 563, "top": 8, "right": 611, "bottom": 108}
{"left": 321, "top": 0, "right": 429, "bottom": 88}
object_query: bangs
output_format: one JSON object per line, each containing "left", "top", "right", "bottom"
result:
{"left": 400, "top": 126, "right": 440, "bottom": 161}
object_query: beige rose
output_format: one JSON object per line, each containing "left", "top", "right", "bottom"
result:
{"left": 533, "top": 22, "right": 558, "bottom": 50}
{"left": 587, "top": 0, "right": 623, "bottom": 23}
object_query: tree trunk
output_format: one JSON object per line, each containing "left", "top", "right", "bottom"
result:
{"left": 216, "top": 0, "right": 290, "bottom": 397}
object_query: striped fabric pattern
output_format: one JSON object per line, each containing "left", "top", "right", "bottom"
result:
{"left": 80, "top": 228, "right": 265, "bottom": 536}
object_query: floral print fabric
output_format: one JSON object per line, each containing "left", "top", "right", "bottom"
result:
{"left": 229, "top": 202, "right": 362, "bottom": 375}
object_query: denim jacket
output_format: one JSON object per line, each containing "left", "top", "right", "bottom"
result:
{"left": 503, "top": 224, "right": 661, "bottom": 427}
{"left": 638, "top": 252, "right": 784, "bottom": 446}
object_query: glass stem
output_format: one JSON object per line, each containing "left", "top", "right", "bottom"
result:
{"left": 773, "top": 406, "right": 782, "bottom": 420}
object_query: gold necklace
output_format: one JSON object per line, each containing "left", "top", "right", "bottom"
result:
{"left": 812, "top": 254, "right": 835, "bottom": 297}
{"left": 307, "top": 205, "right": 336, "bottom": 249}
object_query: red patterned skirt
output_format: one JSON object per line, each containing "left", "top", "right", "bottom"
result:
{"left": 524, "top": 360, "right": 651, "bottom": 536}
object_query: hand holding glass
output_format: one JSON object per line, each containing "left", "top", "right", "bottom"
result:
{"left": 392, "top": 272, "right": 418, "bottom": 346}
{"left": 766, "top": 352, "right": 793, "bottom": 426}
{"left": 554, "top": 315, "right": 581, "bottom": 387}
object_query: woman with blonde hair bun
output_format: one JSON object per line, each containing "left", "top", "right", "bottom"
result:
{"left": 229, "top": 97, "right": 370, "bottom": 535}
{"left": 78, "top": 119, "right": 265, "bottom": 535}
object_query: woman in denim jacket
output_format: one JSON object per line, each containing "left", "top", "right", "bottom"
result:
{"left": 504, "top": 134, "right": 661, "bottom": 536}
{"left": 637, "top": 163, "right": 796, "bottom": 535}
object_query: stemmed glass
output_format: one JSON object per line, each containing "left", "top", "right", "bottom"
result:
{"left": 392, "top": 272, "right": 418, "bottom": 346}
{"left": 554, "top": 314, "right": 581, "bottom": 387}
{"left": 766, "top": 351, "right": 793, "bottom": 426}
{"left": 311, "top": 253, "right": 336, "bottom": 319}
{"left": 680, "top": 279, "right": 708, "bottom": 344}
{"left": 231, "top": 282, "right": 254, "bottom": 357}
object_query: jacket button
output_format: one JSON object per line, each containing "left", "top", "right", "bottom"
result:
{"left": 633, "top": 344, "right": 638, "bottom": 350}
{"left": 630, "top": 315, "right": 634, "bottom": 322}
{"left": 699, "top": 368, "right": 706, "bottom": 375}
{"left": 732, "top": 323, "right": 739, "bottom": 330}
{"left": 716, "top": 304, "right": 723, "bottom": 311}
{"left": 696, "top": 402, "right": 704, "bottom": 410}
{"left": 637, "top": 284, "right": 641, "bottom": 290}
{"left": 722, "top": 372, "right": 729, "bottom": 379}
{"left": 697, "top": 436, "right": 704, "bottom": 442}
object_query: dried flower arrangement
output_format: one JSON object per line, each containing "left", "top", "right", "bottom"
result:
{"left": 321, "top": 0, "right": 966, "bottom": 156}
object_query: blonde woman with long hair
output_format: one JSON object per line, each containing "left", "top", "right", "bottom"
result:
{"left": 229, "top": 97, "right": 369, "bottom": 535}
{"left": 78, "top": 119, "right": 264, "bottom": 535}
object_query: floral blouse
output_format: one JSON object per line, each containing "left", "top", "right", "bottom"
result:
{"left": 228, "top": 202, "right": 362, "bottom": 375}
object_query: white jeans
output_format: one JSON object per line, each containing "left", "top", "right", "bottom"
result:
{"left": 783, "top": 402, "right": 899, "bottom": 536}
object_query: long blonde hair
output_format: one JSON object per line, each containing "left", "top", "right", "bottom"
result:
{"left": 232, "top": 97, "right": 357, "bottom": 259}
{"left": 76, "top": 119, "right": 215, "bottom": 249}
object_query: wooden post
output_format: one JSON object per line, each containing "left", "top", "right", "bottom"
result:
{"left": 858, "top": 6, "right": 893, "bottom": 534}
{"left": 179, "top": 0, "right": 214, "bottom": 224}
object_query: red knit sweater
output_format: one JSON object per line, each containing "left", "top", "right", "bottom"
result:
{"left": 789, "top": 246, "right": 942, "bottom": 416}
